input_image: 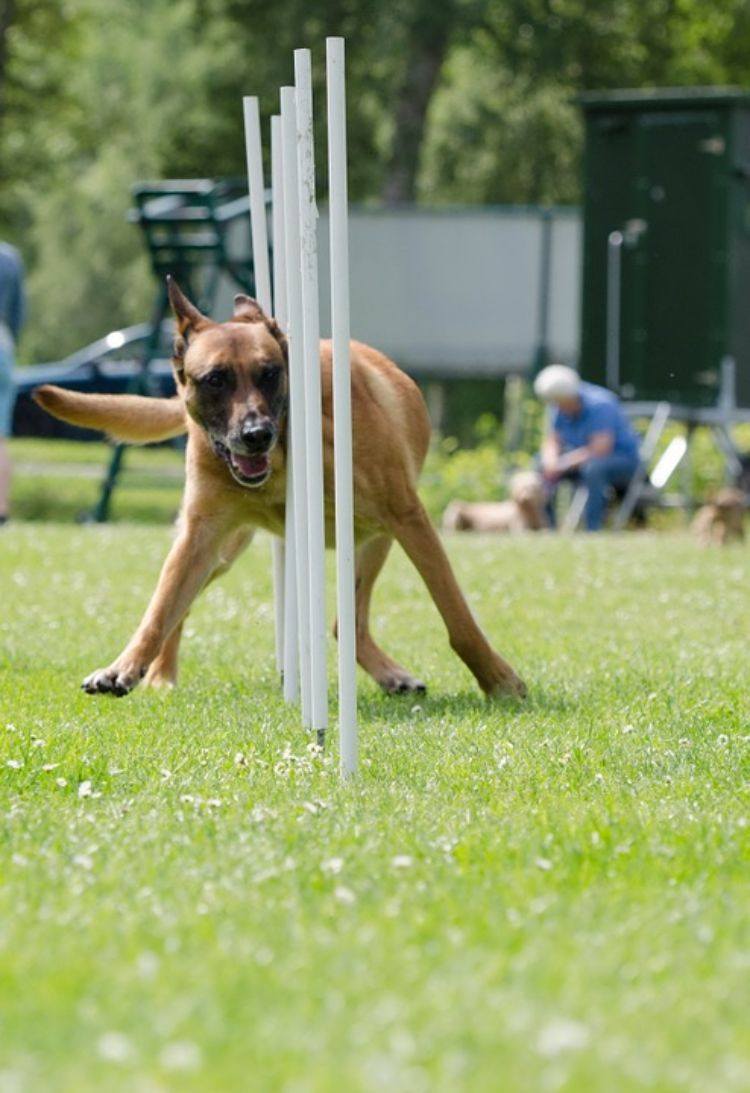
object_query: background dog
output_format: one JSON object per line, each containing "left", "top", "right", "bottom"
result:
{"left": 691, "top": 486, "right": 745, "bottom": 546}
{"left": 443, "top": 470, "right": 547, "bottom": 533}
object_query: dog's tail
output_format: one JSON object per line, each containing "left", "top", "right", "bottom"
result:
{"left": 32, "top": 385, "right": 187, "bottom": 444}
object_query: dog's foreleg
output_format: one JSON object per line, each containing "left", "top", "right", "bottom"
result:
{"left": 335, "top": 535, "right": 426, "bottom": 694}
{"left": 82, "top": 515, "right": 234, "bottom": 696}
{"left": 141, "top": 526, "right": 255, "bottom": 690}
{"left": 142, "top": 622, "right": 184, "bottom": 689}
{"left": 388, "top": 500, "right": 527, "bottom": 699}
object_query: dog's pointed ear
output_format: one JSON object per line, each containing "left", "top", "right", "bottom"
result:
{"left": 233, "top": 293, "right": 266, "bottom": 323}
{"left": 234, "top": 293, "right": 288, "bottom": 361}
{"left": 167, "top": 276, "right": 211, "bottom": 337}
{"left": 167, "top": 276, "right": 211, "bottom": 386}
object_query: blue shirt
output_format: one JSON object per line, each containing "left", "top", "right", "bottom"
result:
{"left": 552, "top": 382, "right": 639, "bottom": 459}
{"left": 0, "top": 243, "right": 25, "bottom": 343}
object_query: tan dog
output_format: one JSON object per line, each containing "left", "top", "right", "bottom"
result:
{"left": 443, "top": 470, "right": 547, "bottom": 533}
{"left": 33, "top": 279, "right": 526, "bottom": 700}
{"left": 691, "top": 486, "right": 745, "bottom": 546}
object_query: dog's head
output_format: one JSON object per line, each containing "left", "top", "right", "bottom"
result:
{"left": 168, "top": 277, "right": 288, "bottom": 488}
{"left": 714, "top": 486, "right": 745, "bottom": 516}
{"left": 509, "top": 469, "right": 544, "bottom": 508}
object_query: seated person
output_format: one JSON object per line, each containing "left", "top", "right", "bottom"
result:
{"left": 533, "top": 364, "right": 640, "bottom": 531}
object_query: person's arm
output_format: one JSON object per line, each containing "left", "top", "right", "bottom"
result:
{"left": 9, "top": 257, "right": 26, "bottom": 344}
{"left": 554, "top": 430, "right": 614, "bottom": 474}
{"left": 541, "top": 431, "right": 562, "bottom": 476}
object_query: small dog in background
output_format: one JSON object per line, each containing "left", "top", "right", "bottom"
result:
{"left": 691, "top": 486, "right": 746, "bottom": 546}
{"left": 443, "top": 469, "right": 547, "bottom": 533}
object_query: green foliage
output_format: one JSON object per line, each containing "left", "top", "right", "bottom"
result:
{"left": 2, "top": 0, "right": 750, "bottom": 360}
{"left": 18, "top": 0, "right": 228, "bottom": 360}
{"left": 9, "top": 438, "right": 183, "bottom": 522}
{"left": 421, "top": 57, "right": 583, "bottom": 205}
{"left": 417, "top": 408, "right": 750, "bottom": 524}
{"left": 420, "top": 429, "right": 507, "bottom": 520}
{"left": 420, "top": 0, "right": 750, "bottom": 204}
{"left": 1, "top": 526, "right": 749, "bottom": 1087}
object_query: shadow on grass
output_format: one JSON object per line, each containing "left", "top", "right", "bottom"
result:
{"left": 353, "top": 681, "right": 578, "bottom": 725}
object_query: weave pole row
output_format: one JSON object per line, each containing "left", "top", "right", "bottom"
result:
{"left": 242, "top": 38, "right": 358, "bottom": 776}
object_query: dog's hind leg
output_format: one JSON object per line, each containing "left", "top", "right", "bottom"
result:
{"left": 387, "top": 498, "right": 527, "bottom": 699}
{"left": 333, "top": 534, "right": 426, "bottom": 694}
{"left": 142, "top": 526, "right": 255, "bottom": 691}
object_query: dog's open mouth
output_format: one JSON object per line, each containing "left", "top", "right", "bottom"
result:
{"left": 213, "top": 441, "right": 272, "bottom": 487}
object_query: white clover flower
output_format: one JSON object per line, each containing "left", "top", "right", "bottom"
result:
{"left": 537, "top": 1018, "right": 589, "bottom": 1057}
{"left": 334, "top": 886, "right": 356, "bottom": 905}
{"left": 159, "top": 1041, "right": 202, "bottom": 1073}
{"left": 97, "top": 1032, "right": 133, "bottom": 1064}
{"left": 321, "top": 857, "right": 344, "bottom": 875}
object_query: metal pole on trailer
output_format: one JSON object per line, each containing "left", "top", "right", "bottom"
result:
{"left": 243, "top": 96, "right": 285, "bottom": 681}
{"left": 271, "top": 114, "right": 300, "bottom": 705}
{"left": 326, "top": 37, "right": 358, "bottom": 776}
{"left": 606, "top": 230, "right": 623, "bottom": 393}
{"left": 280, "top": 86, "right": 313, "bottom": 728}
{"left": 293, "top": 49, "right": 329, "bottom": 740}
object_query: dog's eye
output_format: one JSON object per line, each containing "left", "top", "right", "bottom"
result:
{"left": 258, "top": 364, "right": 280, "bottom": 385}
{"left": 203, "top": 370, "right": 226, "bottom": 390}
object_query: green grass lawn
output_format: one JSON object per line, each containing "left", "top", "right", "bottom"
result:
{"left": 10, "top": 438, "right": 184, "bottom": 523}
{"left": 1, "top": 523, "right": 749, "bottom": 1091}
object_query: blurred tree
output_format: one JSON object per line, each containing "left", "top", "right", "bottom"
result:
{"left": 420, "top": 0, "right": 750, "bottom": 204}
{"left": 381, "top": 0, "right": 465, "bottom": 204}
{"left": 17, "top": 0, "right": 225, "bottom": 360}
{"left": 0, "top": 0, "right": 78, "bottom": 239}
{"left": 0, "top": 0, "right": 14, "bottom": 120}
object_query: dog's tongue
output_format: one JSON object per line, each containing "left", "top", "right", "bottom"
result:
{"left": 231, "top": 452, "right": 269, "bottom": 479}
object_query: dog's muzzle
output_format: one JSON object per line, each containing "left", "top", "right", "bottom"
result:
{"left": 212, "top": 431, "right": 276, "bottom": 488}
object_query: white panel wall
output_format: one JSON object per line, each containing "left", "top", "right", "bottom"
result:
{"left": 221, "top": 205, "right": 581, "bottom": 377}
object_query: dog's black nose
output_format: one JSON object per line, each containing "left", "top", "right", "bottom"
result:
{"left": 240, "top": 420, "right": 275, "bottom": 452}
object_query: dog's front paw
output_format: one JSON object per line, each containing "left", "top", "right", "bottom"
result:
{"left": 82, "top": 661, "right": 145, "bottom": 697}
{"left": 480, "top": 655, "right": 527, "bottom": 700}
{"left": 379, "top": 669, "right": 427, "bottom": 696}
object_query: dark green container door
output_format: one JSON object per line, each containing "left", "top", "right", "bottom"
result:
{"left": 580, "top": 89, "right": 750, "bottom": 407}
{"left": 580, "top": 112, "right": 635, "bottom": 392}
{"left": 629, "top": 110, "right": 726, "bottom": 404}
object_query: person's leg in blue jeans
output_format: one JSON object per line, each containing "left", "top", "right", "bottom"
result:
{"left": 580, "top": 454, "right": 640, "bottom": 531}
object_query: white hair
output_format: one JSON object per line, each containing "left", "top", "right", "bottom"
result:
{"left": 533, "top": 364, "right": 581, "bottom": 402}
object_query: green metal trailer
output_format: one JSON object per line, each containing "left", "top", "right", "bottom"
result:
{"left": 579, "top": 87, "right": 750, "bottom": 408}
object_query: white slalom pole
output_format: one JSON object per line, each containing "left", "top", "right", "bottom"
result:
{"left": 243, "top": 96, "right": 285, "bottom": 681}
{"left": 281, "top": 86, "right": 313, "bottom": 728}
{"left": 326, "top": 38, "right": 357, "bottom": 776}
{"left": 294, "top": 49, "right": 328, "bottom": 739}
{"left": 272, "top": 114, "right": 300, "bottom": 706}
